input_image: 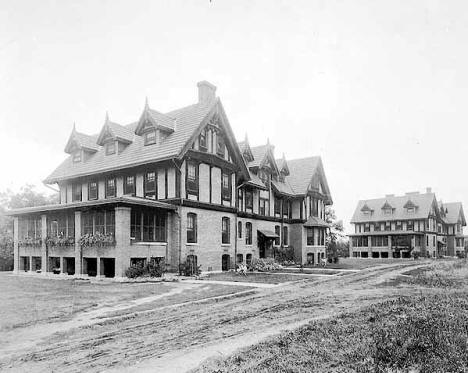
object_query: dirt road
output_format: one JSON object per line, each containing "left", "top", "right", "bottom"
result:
{"left": 0, "top": 261, "right": 429, "bottom": 373}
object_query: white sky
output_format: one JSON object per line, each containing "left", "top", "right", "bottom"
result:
{"left": 1, "top": 0, "right": 468, "bottom": 232}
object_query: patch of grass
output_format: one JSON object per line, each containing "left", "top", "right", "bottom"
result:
{"left": 194, "top": 293, "right": 468, "bottom": 373}
{"left": 203, "top": 272, "right": 306, "bottom": 284}
{"left": 407, "top": 260, "right": 468, "bottom": 288}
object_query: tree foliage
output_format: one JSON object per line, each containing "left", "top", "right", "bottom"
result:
{"left": 325, "top": 206, "right": 349, "bottom": 259}
{"left": 0, "top": 185, "right": 58, "bottom": 270}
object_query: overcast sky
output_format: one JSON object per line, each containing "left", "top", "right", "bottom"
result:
{"left": 1, "top": 0, "right": 468, "bottom": 232}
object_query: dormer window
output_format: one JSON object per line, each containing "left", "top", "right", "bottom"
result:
{"left": 73, "top": 151, "right": 82, "bottom": 163}
{"left": 384, "top": 208, "right": 392, "bottom": 215}
{"left": 407, "top": 207, "right": 415, "bottom": 214}
{"left": 106, "top": 141, "right": 116, "bottom": 155}
{"left": 199, "top": 128, "right": 207, "bottom": 151}
{"left": 216, "top": 134, "right": 225, "bottom": 157}
{"left": 145, "top": 129, "right": 156, "bottom": 146}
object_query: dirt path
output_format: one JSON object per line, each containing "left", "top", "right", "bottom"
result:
{"left": 0, "top": 261, "right": 430, "bottom": 373}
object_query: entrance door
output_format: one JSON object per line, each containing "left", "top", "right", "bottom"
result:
{"left": 258, "top": 234, "right": 266, "bottom": 258}
{"left": 102, "top": 258, "right": 115, "bottom": 278}
{"left": 222, "top": 254, "right": 230, "bottom": 271}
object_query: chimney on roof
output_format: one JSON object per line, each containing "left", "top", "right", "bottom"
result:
{"left": 197, "top": 81, "right": 217, "bottom": 104}
{"left": 385, "top": 194, "right": 394, "bottom": 198}
{"left": 426, "top": 187, "right": 432, "bottom": 194}
{"left": 406, "top": 191, "right": 420, "bottom": 196}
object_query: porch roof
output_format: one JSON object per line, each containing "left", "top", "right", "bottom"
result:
{"left": 348, "top": 230, "right": 425, "bottom": 237}
{"left": 304, "top": 216, "right": 330, "bottom": 228}
{"left": 257, "top": 229, "right": 279, "bottom": 239}
{"left": 5, "top": 196, "right": 177, "bottom": 216}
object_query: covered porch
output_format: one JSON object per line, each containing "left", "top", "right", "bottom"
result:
{"left": 8, "top": 196, "right": 177, "bottom": 278}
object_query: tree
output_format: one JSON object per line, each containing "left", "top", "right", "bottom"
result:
{"left": 325, "top": 206, "right": 348, "bottom": 260}
{"left": 0, "top": 185, "right": 58, "bottom": 271}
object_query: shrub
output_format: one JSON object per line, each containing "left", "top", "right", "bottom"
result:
{"left": 179, "top": 261, "right": 202, "bottom": 276}
{"left": 275, "top": 246, "right": 294, "bottom": 263}
{"left": 411, "top": 250, "right": 420, "bottom": 260}
{"left": 250, "top": 258, "right": 282, "bottom": 272}
{"left": 125, "top": 260, "right": 166, "bottom": 279}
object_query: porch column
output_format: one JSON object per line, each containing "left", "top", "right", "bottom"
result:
{"left": 74, "top": 211, "right": 82, "bottom": 276}
{"left": 348, "top": 235, "right": 353, "bottom": 257}
{"left": 13, "top": 217, "right": 19, "bottom": 273}
{"left": 41, "top": 214, "right": 47, "bottom": 273}
{"left": 96, "top": 257, "right": 101, "bottom": 278}
{"left": 368, "top": 235, "right": 371, "bottom": 257}
{"left": 388, "top": 235, "right": 392, "bottom": 258}
{"left": 115, "top": 207, "right": 131, "bottom": 278}
{"left": 29, "top": 256, "right": 33, "bottom": 271}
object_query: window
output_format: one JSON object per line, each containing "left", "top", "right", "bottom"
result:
{"left": 407, "top": 207, "right": 415, "bottom": 214}
{"left": 274, "top": 225, "right": 280, "bottom": 246}
{"left": 105, "top": 178, "right": 116, "bottom": 198}
{"left": 407, "top": 221, "right": 414, "bottom": 231}
{"left": 222, "top": 217, "right": 230, "bottom": 244}
{"left": 238, "top": 189, "right": 244, "bottom": 211}
{"left": 259, "top": 198, "right": 269, "bottom": 216}
{"left": 307, "top": 228, "right": 314, "bottom": 246}
{"left": 186, "top": 162, "right": 199, "bottom": 194}
{"left": 238, "top": 221, "right": 242, "bottom": 238}
{"left": 396, "top": 221, "right": 402, "bottom": 230}
{"left": 274, "top": 197, "right": 281, "bottom": 215}
{"left": 216, "top": 133, "right": 225, "bottom": 157}
{"left": 364, "top": 223, "right": 370, "bottom": 232}
{"left": 144, "top": 172, "right": 156, "bottom": 199}
{"left": 245, "top": 222, "right": 252, "bottom": 245}
{"left": 130, "top": 209, "right": 166, "bottom": 242}
{"left": 282, "top": 226, "right": 288, "bottom": 246}
{"left": 187, "top": 213, "right": 197, "bottom": 243}
{"left": 374, "top": 222, "right": 381, "bottom": 231}
{"left": 105, "top": 141, "right": 116, "bottom": 155}
{"left": 124, "top": 176, "right": 135, "bottom": 196}
{"left": 73, "top": 151, "right": 81, "bottom": 163}
{"left": 88, "top": 181, "right": 98, "bottom": 200}
{"left": 222, "top": 171, "right": 231, "bottom": 202}
{"left": 81, "top": 210, "right": 115, "bottom": 236}
{"left": 199, "top": 128, "right": 207, "bottom": 150}
{"left": 245, "top": 189, "right": 253, "bottom": 211}
{"left": 384, "top": 208, "right": 392, "bottom": 215}
{"left": 385, "top": 222, "right": 391, "bottom": 231}
{"left": 145, "top": 129, "right": 156, "bottom": 145}
{"left": 72, "top": 183, "right": 82, "bottom": 202}
{"left": 284, "top": 200, "right": 291, "bottom": 218}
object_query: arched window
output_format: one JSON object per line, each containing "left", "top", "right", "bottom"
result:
{"left": 238, "top": 221, "right": 242, "bottom": 238}
{"left": 187, "top": 213, "right": 197, "bottom": 243}
{"left": 222, "top": 217, "right": 230, "bottom": 244}
{"left": 245, "top": 222, "right": 252, "bottom": 245}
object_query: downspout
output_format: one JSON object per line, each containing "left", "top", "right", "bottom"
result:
{"left": 234, "top": 182, "right": 247, "bottom": 271}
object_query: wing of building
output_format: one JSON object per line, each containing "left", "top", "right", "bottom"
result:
{"left": 8, "top": 81, "right": 333, "bottom": 277}
{"left": 349, "top": 188, "right": 466, "bottom": 258}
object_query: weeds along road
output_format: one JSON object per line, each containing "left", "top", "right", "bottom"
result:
{"left": 0, "top": 261, "right": 430, "bottom": 373}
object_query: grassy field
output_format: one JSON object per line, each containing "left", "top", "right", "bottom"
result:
{"left": 0, "top": 273, "right": 246, "bottom": 331}
{"left": 195, "top": 259, "right": 468, "bottom": 373}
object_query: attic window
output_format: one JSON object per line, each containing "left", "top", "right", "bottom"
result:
{"left": 106, "top": 141, "right": 116, "bottom": 155}
{"left": 216, "top": 134, "right": 225, "bottom": 157}
{"left": 384, "top": 208, "right": 392, "bottom": 215}
{"left": 145, "top": 129, "right": 156, "bottom": 146}
{"left": 73, "top": 151, "right": 81, "bottom": 163}
{"left": 199, "top": 128, "right": 207, "bottom": 151}
{"left": 407, "top": 207, "right": 415, "bottom": 214}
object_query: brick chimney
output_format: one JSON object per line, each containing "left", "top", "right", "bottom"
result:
{"left": 197, "top": 81, "right": 217, "bottom": 104}
{"left": 426, "top": 187, "right": 432, "bottom": 194}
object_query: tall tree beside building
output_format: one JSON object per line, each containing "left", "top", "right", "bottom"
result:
{"left": 325, "top": 206, "right": 348, "bottom": 260}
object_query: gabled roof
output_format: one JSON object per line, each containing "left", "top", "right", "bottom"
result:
{"left": 45, "top": 101, "right": 215, "bottom": 183}
{"left": 351, "top": 192, "right": 437, "bottom": 223}
{"left": 134, "top": 99, "right": 176, "bottom": 135}
{"left": 96, "top": 114, "right": 134, "bottom": 145}
{"left": 271, "top": 179, "right": 295, "bottom": 196}
{"left": 64, "top": 126, "right": 99, "bottom": 154}
{"left": 361, "top": 203, "right": 372, "bottom": 212}
{"left": 443, "top": 202, "right": 466, "bottom": 225}
{"left": 275, "top": 154, "right": 290, "bottom": 176}
{"left": 287, "top": 157, "right": 332, "bottom": 203}
{"left": 238, "top": 134, "right": 254, "bottom": 163}
{"left": 403, "top": 199, "right": 418, "bottom": 209}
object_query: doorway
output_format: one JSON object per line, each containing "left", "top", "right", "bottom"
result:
{"left": 222, "top": 254, "right": 230, "bottom": 271}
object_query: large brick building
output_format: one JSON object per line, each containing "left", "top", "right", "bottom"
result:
{"left": 8, "top": 81, "right": 333, "bottom": 277}
{"left": 349, "top": 188, "right": 465, "bottom": 259}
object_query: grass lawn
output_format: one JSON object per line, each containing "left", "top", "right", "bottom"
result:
{"left": 0, "top": 273, "right": 178, "bottom": 331}
{"left": 195, "top": 260, "right": 468, "bottom": 373}
{"left": 203, "top": 272, "right": 310, "bottom": 284}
